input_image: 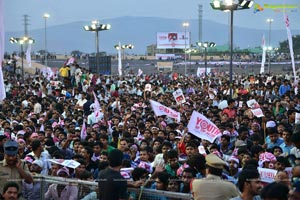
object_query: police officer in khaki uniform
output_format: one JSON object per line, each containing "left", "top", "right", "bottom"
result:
{"left": 0, "top": 140, "right": 33, "bottom": 198}
{"left": 191, "top": 153, "right": 239, "bottom": 200}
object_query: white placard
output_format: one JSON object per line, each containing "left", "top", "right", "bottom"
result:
{"left": 258, "top": 167, "right": 277, "bottom": 183}
{"left": 173, "top": 89, "right": 186, "bottom": 104}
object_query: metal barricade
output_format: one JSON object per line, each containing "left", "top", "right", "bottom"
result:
{"left": 31, "top": 176, "right": 192, "bottom": 200}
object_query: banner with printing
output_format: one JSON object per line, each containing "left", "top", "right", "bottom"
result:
{"left": 258, "top": 167, "right": 277, "bottom": 183}
{"left": 187, "top": 111, "right": 221, "bottom": 143}
{"left": 150, "top": 99, "right": 180, "bottom": 122}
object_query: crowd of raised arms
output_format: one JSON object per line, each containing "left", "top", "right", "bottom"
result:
{"left": 0, "top": 61, "right": 300, "bottom": 200}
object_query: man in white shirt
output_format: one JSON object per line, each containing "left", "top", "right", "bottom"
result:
{"left": 74, "top": 92, "right": 87, "bottom": 111}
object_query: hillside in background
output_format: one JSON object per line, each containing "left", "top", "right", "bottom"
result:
{"left": 5, "top": 16, "right": 300, "bottom": 55}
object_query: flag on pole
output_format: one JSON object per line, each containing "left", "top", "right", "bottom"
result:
{"left": 150, "top": 99, "right": 180, "bottom": 122}
{"left": 26, "top": 43, "right": 32, "bottom": 67}
{"left": 0, "top": 0, "right": 6, "bottom": 101}
{"left": 137, "top": 68, "right": 143, "bottom": 76}
{"left": 118, "top": 41, "right": 122, "bottom": 76}
{"left": 66, "top": 57, "right": 75, "bottom": 66}
{"left": 284, "top": 14, "right": 297, "bottom": 83}
{"left": 80, "top": 120, "right": 87, "bottom": 140}
{"left": 92, "top": 91, "right": 101, "bottom": 117}
{"left": 260, "top": 35, "right": 266, "bottom": 74}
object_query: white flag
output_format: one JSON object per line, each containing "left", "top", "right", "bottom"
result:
{"left": 284, "top": 14, "right": 297, "bottom": 83}
{"left": 187, "top": 110, "right": 221, "bottom": 143}
{"left": 150, "top": 99, "right": 180, "bottom": 122}
{"left": 196, "top": 67, "right": 201, "bottom": 77}
{"left": 26, "top": 43, "right": 32, "bottom": 67}
{"left": 118, "top": 41, "right": 122, "bottom": 76}
{"left": 137, "top": 68, "right": 143, "bottom": 76}
{"left": 0, "top": 0, "right": 6, "bottom": 101}
{"left": 260, "top": 35, "right": 266, "bottom": 74}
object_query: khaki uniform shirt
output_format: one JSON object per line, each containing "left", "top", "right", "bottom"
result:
{"left": 192, "top": 174, "right": 239, "bottom": 200}
{"left": 0, "top": 159, "right": 30, "bottom": 194}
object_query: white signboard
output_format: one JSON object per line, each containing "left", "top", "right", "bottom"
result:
{"left": 258, "top": 167, "right": 277, "bottom": 183}
{"left": 157, "top": 32, "right": 190, "bottom": 49}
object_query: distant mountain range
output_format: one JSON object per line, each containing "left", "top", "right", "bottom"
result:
{"left": 5, "top": 16, "right": 300, "bottom": 55}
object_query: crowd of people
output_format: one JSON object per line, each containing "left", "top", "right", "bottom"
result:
{"left": 0, "top": 60, "right": 300, "bottom": 200}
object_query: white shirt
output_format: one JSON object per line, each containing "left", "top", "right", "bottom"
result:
{"left": 290, "top": 147, "right": 300, "bottom": 158}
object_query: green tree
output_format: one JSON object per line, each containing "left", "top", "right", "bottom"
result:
{"left": 278, "top": 34, "right": 300, "bottom": 55}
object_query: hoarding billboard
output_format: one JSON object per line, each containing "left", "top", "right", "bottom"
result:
{"left": 156, "top": 32, "right": 190, "bottom": 49}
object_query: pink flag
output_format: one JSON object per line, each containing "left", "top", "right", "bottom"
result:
{"left": 80, "top": 120, "right": 87, "bottom": 140}
{"left": 187, "top": 110, "right": 221, "bottom": 143}
{"left": 92, "top": 91, "right": 101, "bottom": 117}
{"left": 0, "top": 0, "right": 6, "bottom": 101}
{"left": 66, "top": 57, "right": 75, "bottom": 66}
{"left": 284, "top": 14, "right": 296, "bottom": 83}
{"left": 150, "top": 99, "right": 180, "bottom": 122}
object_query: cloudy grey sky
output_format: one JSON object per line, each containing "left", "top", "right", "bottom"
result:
{"left": 4, "top": 0, "right": 300, "bottom": 32}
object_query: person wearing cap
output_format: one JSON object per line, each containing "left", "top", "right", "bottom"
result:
{"left": 227, "top": 156, "right": 240, "bottom": 182}
{"left": 191, "top": 153, "right": 239, "bottom": 200}
{"left": 0, "top": 140, "right": 33, "bottom": 196}
{"left": 45, "top": 167, "right": 78, "bottom": 200}
{"left": 264, "top": 127, "right": 284, "bottom": 150}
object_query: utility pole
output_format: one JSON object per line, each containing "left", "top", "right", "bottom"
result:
{"left": 23, "top": 15, "right": 30, "bottom": 37}
{"left": 198, "top": 4, "right": 203, "bottom": 42}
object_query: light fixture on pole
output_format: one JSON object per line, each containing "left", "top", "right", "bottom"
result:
{"left": 266, "top": 18, "right": 273, "bottom": 74}
{"left": 264, "top": 46, "right": 273, "bottom": 74}
{"left": 211, "top": 0, "right": 253, "bottom": 98}
{"left": 182, "top": 22, "right": 189, "bottom": 76}
{"left": 185, "top": 48, "right": 198, "bottom": 72}
{"left": 43, "top": 13, "right": 50, "bottom": 66}
{"left": 10, "top": 37, "right": 35, "bottom": 80}
{"left": 196, "top": 42, "right": 216, "bottom": 76}
{"left": 114, "top": 43, "right": 134, "bottom": 75}
{"left": 84, "top": 21, "right": 111, "bottom": 69}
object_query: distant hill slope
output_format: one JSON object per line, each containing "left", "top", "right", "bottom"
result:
{"left": 5, "top": 16, "right": 300, "bottom": 54}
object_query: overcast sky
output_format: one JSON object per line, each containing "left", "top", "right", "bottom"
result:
{"left": 4, "top": 0, "right": 300, "bottom": 32}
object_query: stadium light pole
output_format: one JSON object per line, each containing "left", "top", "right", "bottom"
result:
{"left": 182, "top": 22, "right": 189, "bottom": 76}
{"left": 196, "top": 42, "right": 216, "bottom": 76}
{"left": 10, "top": 37, "right": 35, "bottom": 80}
{"left": 84, "top": 21, "right": 111, "bottom": 68}
{"left": 43, "top": 13, "right": 50, "bottom": 66}
{"left": 211, "top": 0, "right": 253, "bottom": 98}
{"left": 121, "top": 44, "right": 134, "bottom": 60}
{"left": 266, "top": 18, "right": 273, "bottom": 74}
